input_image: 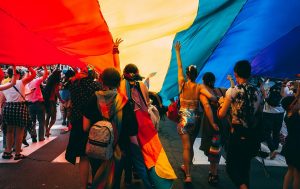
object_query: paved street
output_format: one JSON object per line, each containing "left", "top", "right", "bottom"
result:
{"left": 0, "top": 117, "right": 288, "bottom": 189}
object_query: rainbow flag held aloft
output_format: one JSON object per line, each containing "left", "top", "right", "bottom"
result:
{"left": 1, "top": 0, "right": 300, "bottom": 100}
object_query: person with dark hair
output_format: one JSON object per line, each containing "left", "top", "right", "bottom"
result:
{"left": 2, "top": 66, "right": 36, "bottom": 160}
{"left": 43, "top": 69, "right": 63, "bottom": 137}
{"left": 120, "top": 63, "right": 176, "bottom": 189}
{"left": 0, "top": 66, "right": 17, "bottom": 150}
{"left": 59, "top": 69, "right": 75, "bottom": 128}
{"left": 261, "top": 79, "right": 284, "bottom": 160}
{"left": 200, "top": 72, "right": 227, "bottom": 185}
{"left": 82, "top": 67, "right": 135, "bottom": 188}
{"left": 175, "top": 41, "right": 216, "bottom": 183}
{"left": 26, "top": 66, "right": 48, "bottom": 142}
{"left": 1, "top": 67, "right": 13, "bottom": 84}
{"left": 65, "top": 66, "right": 102, "bottom": 189}
{"left": 281, "top": 84, "right": 300, "bottom": 189}
{"left": 217, "top": 60, "right": 262, "bottom": 189}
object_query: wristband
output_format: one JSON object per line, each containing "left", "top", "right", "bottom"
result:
{"left": 113, "top": 47, "right": 119, "bottom": 54}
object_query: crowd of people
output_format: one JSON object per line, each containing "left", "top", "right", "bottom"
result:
{"left": 174, "top": 41, "right": 300, "bottom": 189}
{"left": 0, "top": 39, "right": 299, "bottom": 189}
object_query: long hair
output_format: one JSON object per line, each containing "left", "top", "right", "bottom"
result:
{"left": 43, "top": 70, "right": 61, "bottom": 100}
{"left": 202, "top": 72, "right": 216, "bottom": 89}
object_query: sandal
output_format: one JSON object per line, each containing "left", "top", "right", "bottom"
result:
{"left": 184, "top": 175, "right": 192, "bottom": 183}
{"left": 2, "top": 151, "right": 13, "bottom": 159}
{"left": 181, "top": 165, "right": 192, "bottom": 183}
{"left": 208, "top": 174, "right": 219, "bottom": 185}
{"left": 14, "top": 154, "right": 26, "bottom": 160}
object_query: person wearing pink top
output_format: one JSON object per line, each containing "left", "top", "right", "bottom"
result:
{"left": 26, "top": 66, "right": 48, "bottom": 142}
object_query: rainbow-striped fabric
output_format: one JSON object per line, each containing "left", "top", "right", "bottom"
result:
{"left": 1, "top": 0, "right": 299, "bottom": 100}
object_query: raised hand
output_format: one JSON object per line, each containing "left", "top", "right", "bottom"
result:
{"left": 114, "top": 38, "right": 123, "bottom": 47}
{"left": 227, "top": 75, "right": 233, "bottom": 81}
{"left": 175, "top": 41, "right": 181, "bottom": 52}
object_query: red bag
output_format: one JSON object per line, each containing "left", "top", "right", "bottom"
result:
{"left": 166, "top": 100, "right": 180, "bottom": 123}
{"left": 167, "top": 82, "right": 185, "bottom": 123}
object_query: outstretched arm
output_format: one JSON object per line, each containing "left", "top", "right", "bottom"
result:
{"left": 175, "top": 42, "right": 185, "bottom": 91}
{"left": 227, "top": 75, "right": 235, "bottom": 88}
{"left": 41, "top": 66, "right": 49, "bottom": 81}
{"left": 113, "top": 38, "right": 123, "bottom": 73}
{"left": 22, "top": 67, "right": 36, "bottom": 85}
{"left": 0, "top": 66, "right": 17, "bottom": 91}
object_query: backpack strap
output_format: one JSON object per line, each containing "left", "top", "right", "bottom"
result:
{"left": 135, "top": 82, "right": 148, "bottom": 107}
{"left": 13, "top": 86, "right": 26, "bottom": 101}
{"left": 217, "top": 88, "right": 224, "bottom": 97}
{"left": 179, "top": 82, "right": 186, "bottom": 96}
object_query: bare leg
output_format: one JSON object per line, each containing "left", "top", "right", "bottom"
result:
{"left": 48, "top": 102, "right": 57, "bottom": 131}
{"left": 4, "top": 126, "right": 15, "bottom": 153}
{"left": 48, "top": 113, "right": 56, "bottom": 130}
{"left": 79, "top": 156, "right": 90, "bottom": 189}
{"left": 283, "top": 166, "right": 294, "bottom": 189}
{"left": 211, "top": 163, "right": 218, "bottom": 175}
{"left": 180, "top": 133, "right": 192, "bottom": 182}
{"left": 15, "top": 127, "right": 25, "bottom": 155}
{"left": 293, "top": 168, "right": 300, "bottom": 189}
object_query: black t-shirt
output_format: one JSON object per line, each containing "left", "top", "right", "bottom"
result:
{"left": 83, "top": 94, "right": 138, "bottom": 150}
{"left": 69, "top": 77, "right": 102, "bottom": 122}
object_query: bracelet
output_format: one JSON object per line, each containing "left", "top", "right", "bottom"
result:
{"left": 113, "top": 47, "right": 119, "bottom": 54}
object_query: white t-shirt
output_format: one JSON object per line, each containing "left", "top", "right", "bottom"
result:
{"left": 3, "top": 80, "right": 26, "bottom": 102}
{"left": 282, "top": 86, "right": 293, "bottom": 97}
{"left": 263, "top": 102, "right": 284, "bottom": 114}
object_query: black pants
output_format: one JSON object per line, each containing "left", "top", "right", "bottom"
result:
{"left": 28, "top": 102, "right": 46, "bottom": 140}
{"left": 263, "top": 112, "right": 284, "bottom": 152}
{"left": 226, "top": 133, "right": 254, "bottom": 188}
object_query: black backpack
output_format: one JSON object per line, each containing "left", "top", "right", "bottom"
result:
{"left": 237, "top": 84, "right": 264, "bottom": 156}
{"left": 266, "top": 84, "right": 282, "bottom": 107}
{"left": 237, "top": 84, "right": 258, "bottom": 128}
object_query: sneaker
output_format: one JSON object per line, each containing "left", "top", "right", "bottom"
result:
{"left": 208, "top": 174, "right": 219, "bottom": 185}
{"left": 39, "top": 138, "right": 45, "bottom": 142}
{"left": 22, "top": 140, "right": 29, "bottom": 146}
{"left": 32, "top": 137, "right": 37, "bottom": 143}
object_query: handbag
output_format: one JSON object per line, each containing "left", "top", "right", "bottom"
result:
{"left": 166, "top": 82, "right": 185, "bottom": 123}
{"left": 148, "top": 104, "right": 160, "bottom": 130}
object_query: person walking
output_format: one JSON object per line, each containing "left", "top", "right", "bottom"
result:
{"left": 175, "top": 41, "right": 216, "bottom": 183}
{"left": 218, "top": 60, "right": 262, "bottom": 189}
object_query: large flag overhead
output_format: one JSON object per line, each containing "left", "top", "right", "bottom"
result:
{"left": 0, "top": 0, "right": 114, "bottom": 69}
{"left": 1, "top": 0, "right": 299, "bottom": 100}
{"left": 194, "top": 0, "right": 300, "bottom": 92}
